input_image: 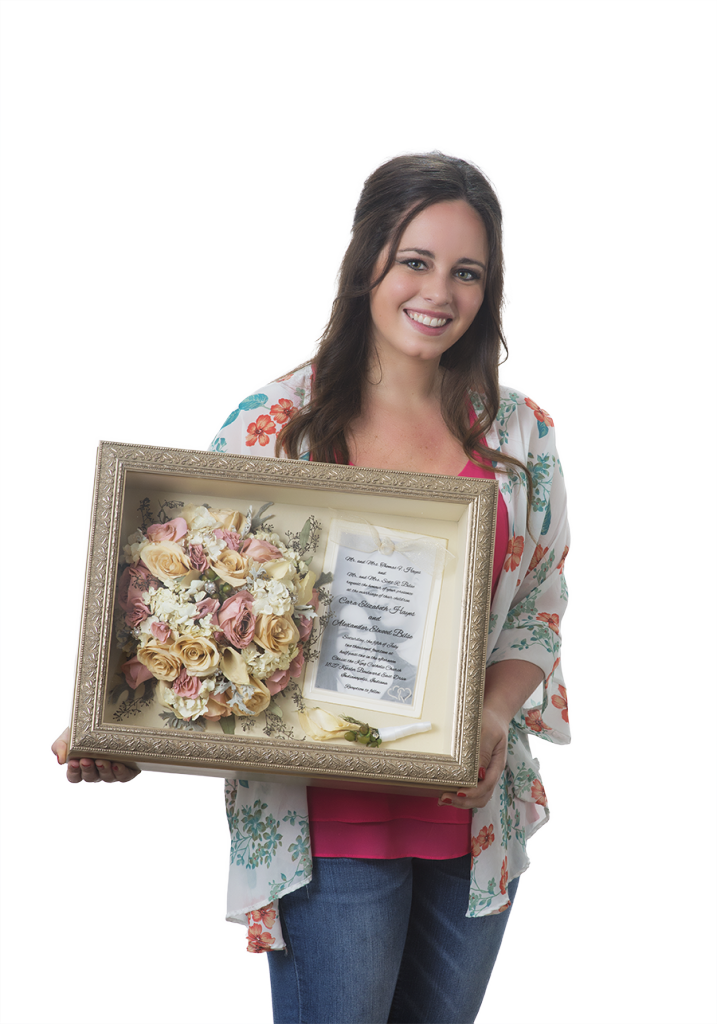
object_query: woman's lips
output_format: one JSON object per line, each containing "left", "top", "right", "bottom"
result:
{"left": 403, "top": 308, "right": 453, "bottom": 335}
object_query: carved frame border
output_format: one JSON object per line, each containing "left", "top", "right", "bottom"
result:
{"left": 70, "top": 442, "right": 497, "bottom": 789}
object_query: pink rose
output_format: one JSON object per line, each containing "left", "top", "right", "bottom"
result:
{"left": 188, "top": 544, "right": 208, "bottom": 573}
{"left": 117, "top": 563, "right": 158, "bottom": 611}
{"left": 146, "top": 517, "right": 188, "bottom": 543}
{"left": 266, "top": 647, "right": 305, "bottom": 696}
{"left": 151, "top": 621, "right": 172, "bottom": 643}
{"left": 121, "top": 656, "right": 155, "bottom": 690}
{"left": 214, "top": 529, "right": 243, "bottom": 551}
{"left": 192, "top": 597, "right": 220, "bottom": 624}
{"left": 218, "top": 591, "right": 256, "bottom": 649}
{"left": 125, "top": 590, "right": 150, "bottom": 629}
{"left": 240, "top": 538, "right": 282, "bottom": 563}
{"left": 172, "top": 667, "right": 202, "bottom": 699}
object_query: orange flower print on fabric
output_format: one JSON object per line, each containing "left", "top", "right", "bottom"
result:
{"left": 249, "top": 904, "right": 277, "bottom": 929}
{"left": 524, "top": 708, "right": 551, "bottom": 734}
{"left": 471, "top": 824, "right": 496, "bottom": 867}
{"left": 246, "top": 414, "right": 277, "bottom": 447}
{"left": 552, "top": 683, "right": 569, "bottom": 723}
{"left": 557, "top": 545, "right": 569, "bottom": 574}
{"left": 504, "top": 535, "right": 524, "bottom": 572}
{"left": 246, "top": 921, "right": 275, "bottom": 953}
{"left": 528, "top": 543, "right": 548, "bottom": 574}
{"left": 537, "top": 612, "right": 560, "bottom": 635}
{"left": 531, "top": 779, "right": 548, "bottom": 806}
{"left": 525, "top": 397, "right": 554, "bottom": 428}
{"left": 270, "top": 398, "right": 297, "bottom": 425}
{"left": 500, "top": 856, "right": 509, "bottom": 895}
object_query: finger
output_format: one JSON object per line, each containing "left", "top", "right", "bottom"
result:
{"left": 66, "top": 759, "right": 83, "bottom": 784}
{"left": 111, "top": 762, "right": 141, "bottom": 783}
{"left": 95, "top": 760, "right": 117, "bottom": 783}
{"left": 79, "top": 758, "right": 101, "bottom": 783}
{"left": 439, "top": 786, "right": 481, "bottom": 809}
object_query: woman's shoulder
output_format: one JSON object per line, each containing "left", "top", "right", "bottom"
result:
{"left": 210, "top": 363, "right": 312, "bottom": 456}
{"left": 496, "top": 385, "right": 555, "bottom": 430}
{"left": 469, "top": 384, "right": 556, "bottom": 433}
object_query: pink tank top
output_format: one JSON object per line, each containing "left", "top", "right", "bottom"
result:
{"left": 308, "top": 450, "right": 510, "bottom": 859}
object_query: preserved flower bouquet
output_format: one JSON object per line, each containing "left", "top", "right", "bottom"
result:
{"left": 112, "top": 500, "right": 324, "bottom": 732}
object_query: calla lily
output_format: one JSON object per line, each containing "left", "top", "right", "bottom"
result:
{"left": 295, "top": 571, "right": 317, "bottom": 606}
{"left": 298, "top": 707, "right": 356, "bottom": 741}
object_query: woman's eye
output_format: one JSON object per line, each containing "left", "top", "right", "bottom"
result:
{"left": 455, "top": 268, "right": 480, "bottom": 282}
{"left": 400, "top": 259, "right": 427, "bottom": 271}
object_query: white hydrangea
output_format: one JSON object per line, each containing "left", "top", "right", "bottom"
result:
{"left": 123, "top": 536, "right": 148, "bottom": 565}
{"left": 186, "top": 527, "right": 225, "bottom": 560}
{"left": 147, "top": 588, "right": 197, "bottom": 630}
{"left": 242, "top": 642, "right": 296, "bottom": 678}
{"left": 250, "top": 578, "right": 293, "bottom": 617}
{"left": 162, "top": 677, "right": 215, "bottom": 720}
{"left": 192, "top": 615, "right": 217, "bottom": 637}
{"left": 187, "top": 579, "right": 207, "bottom": 600}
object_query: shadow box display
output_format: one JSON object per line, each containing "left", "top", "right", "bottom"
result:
{"left": 69, "top": 442, "right": 497, "bottom": 793}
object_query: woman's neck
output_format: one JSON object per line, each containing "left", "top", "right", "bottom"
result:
{"left": 364, "top": 350, "right": 444, "bottom": 410}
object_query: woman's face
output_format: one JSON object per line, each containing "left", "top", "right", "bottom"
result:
{"left": 369, "top": 200, "right": 489, "bottom": 367}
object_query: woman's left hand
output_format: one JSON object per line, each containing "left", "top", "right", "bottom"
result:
{"left": 438, "top": 659, "right": 545, "bottom": 811}
{"left": 438, "top": 706, "right": 510, "bottom": 809}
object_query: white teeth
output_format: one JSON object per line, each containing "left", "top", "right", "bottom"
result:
{"left": 407, "top": 311, "right": 449, "bottom": 328}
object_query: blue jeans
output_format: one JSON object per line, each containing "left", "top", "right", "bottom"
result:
{"left": 268, "top": 855, "right": 519, "bottom": 1024}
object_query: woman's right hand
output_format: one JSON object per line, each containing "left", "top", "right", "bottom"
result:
{"left": 52, "top": 727, "right": 141, "bottom": 784}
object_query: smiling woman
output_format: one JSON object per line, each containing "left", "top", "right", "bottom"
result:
{"left": 209, "top": 153, "right": 571, "bottom": 1024}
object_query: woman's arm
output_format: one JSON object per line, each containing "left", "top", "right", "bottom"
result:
{"left": 439, "top": 660, "right": 543, "bottom": 810}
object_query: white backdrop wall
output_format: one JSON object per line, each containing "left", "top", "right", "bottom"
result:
{"left": 1, "top": 2, "right": 715, "bottom": 1023}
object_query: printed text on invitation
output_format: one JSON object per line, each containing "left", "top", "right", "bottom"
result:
{"left": 303, "top": 521, "right": 446, "bottom": 718}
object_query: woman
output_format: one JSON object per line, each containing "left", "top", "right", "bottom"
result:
{"left": 212, "top": 153, "right": 570, "bottom": 1023}
{"left": 54, "top": 153, "right": 570, "bottom": 1024}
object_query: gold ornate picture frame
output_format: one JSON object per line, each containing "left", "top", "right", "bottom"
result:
{"left": 69, "top": 442, "right": 497, "bottom": 793}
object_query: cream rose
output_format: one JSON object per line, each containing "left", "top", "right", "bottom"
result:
{"left": 208, "top": 507, "right": 247, "bottom": 533}
{"left": 140, "top": 542, "right": 192, "bottom": 584}
{"left": 298, "top": 707, "right": 355, "bottom": 741}
{"left": 211, "top": 549, "right": 254, "bottom": 587}
{"left": 262, "top": 559, "right": 295, "bottom": 582}
{"left": 253, "top": 614, "right": 300, "bottom": 654}
{"left": 172, "top": 634, "right": 221, "bottom": 677}
{"left": 137, "top": 641, "right": 183, "bottom": 682}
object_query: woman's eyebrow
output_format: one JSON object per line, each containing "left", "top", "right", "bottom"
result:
{"left": 397, "top": 247, "right": 486, "bottom": 270}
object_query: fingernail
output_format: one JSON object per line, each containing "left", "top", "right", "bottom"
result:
{"left": 457, "top": 792, "right": 467, "bottom": 798}
{"left": 478, "top": 767, "right": 486, "bottom": 781}
{"left": 112, "top": 764, "right": 120, "bottom": 771}
{"left": 441, "top": 797, "right": 453, "bottom": 805}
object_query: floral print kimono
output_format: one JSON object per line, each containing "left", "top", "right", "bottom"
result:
{"left": 210, "top": 364, "right": 570, "bottom": 952}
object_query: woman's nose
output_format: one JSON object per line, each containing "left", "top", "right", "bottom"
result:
{"left": 420, "top": 270, "right": 452, "bottom": 307}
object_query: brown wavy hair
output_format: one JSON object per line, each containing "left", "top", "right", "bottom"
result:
{"left": 278, "top": 152, "right": 531, "bottom": 503}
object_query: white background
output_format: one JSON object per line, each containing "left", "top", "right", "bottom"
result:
{"left": 1, "top": 2, "right": 715, "bottom": 1023}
